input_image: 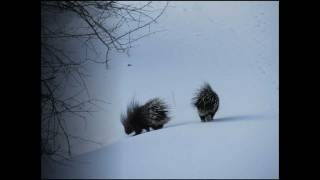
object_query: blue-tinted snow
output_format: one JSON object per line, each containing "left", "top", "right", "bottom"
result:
{"left": 42, "top": 1, "right": 278, "bottom": 179}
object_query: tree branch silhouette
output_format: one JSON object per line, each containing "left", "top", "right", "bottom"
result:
{"left": 41, "top": 1, "right": 168, "bottom": 160}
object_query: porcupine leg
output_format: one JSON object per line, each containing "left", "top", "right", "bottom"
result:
{"left": 153, "top": 125, "right": 163, "bottom": 130}
{"left": 134, "top": 129, "right": 142, "bottom": 136}
{"left": 211, "top": 113, "right": 215, "bottom": 121}
{"left": 200, "top": 115, "right": 205, "bottom": 122}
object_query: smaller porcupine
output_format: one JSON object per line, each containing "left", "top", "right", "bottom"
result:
{"left": 121, "top": 98, "right": 170, "bottom": 136}
{"left": 192, "top": 82, "right": 219, "bottom": 122}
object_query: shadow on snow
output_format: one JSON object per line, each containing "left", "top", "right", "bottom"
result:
{"left": 164, "top": 114, "right": 271, "bottom": 129}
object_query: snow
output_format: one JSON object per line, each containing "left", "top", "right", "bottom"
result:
{"left": 42, "top": 1, "right": 278, "bottom": 179}
{"left": 42, "top": 114, "right": 278, "bottom": 179}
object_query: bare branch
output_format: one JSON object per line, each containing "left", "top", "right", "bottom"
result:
{"left": 41, "top": 1, "right": 168, "bottom": 160}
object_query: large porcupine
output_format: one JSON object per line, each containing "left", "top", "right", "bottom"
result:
{"left": 192, "top": 82, "right": 219, "bottom": 122}
{"left": 121, "top": 98, "right": 170, "bottom": 135}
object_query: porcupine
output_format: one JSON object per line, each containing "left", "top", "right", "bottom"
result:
{"left": 121, "top": 98, "right": 170, "bottom": 135}
{"left": 192, "top": 82, "right": 219, "bottom": 122}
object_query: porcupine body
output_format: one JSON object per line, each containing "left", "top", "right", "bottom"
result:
{"left": 121, "top": 98, "right": 170, "bottom": 135}
{"left": 192, "top": 83, "right": 219, "bottom": 122}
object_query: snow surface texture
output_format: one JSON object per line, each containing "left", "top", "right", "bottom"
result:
{"left": 42, "top": 1, "right": 278, "bottom": 179}
{"left": 43, "top": 114, "right": 278, "bottom": 179}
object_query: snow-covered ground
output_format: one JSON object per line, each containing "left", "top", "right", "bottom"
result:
{"left": 42, "top": 1, "right": 278, "bottom": 179}
{"left": 42, "top": 114, "right": 278, "bottom": 179}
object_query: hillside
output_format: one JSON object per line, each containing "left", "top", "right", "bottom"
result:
{"left": 42, "top": 114, "right": 278, "bottom": 179}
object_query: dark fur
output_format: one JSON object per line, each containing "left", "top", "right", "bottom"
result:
{"left": 121, "top": 98, "right": 170, "bottom": 135}
{"left": 192, "top": 82, "right": 219, "bottom": 122}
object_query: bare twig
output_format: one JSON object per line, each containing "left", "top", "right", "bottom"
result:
{"left": 41, "top": 1, "right": 168, "bottom": 160}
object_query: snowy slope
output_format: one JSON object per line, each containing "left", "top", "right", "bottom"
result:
{"left": 42, "top": 114, "right": 278, "bottom": 179}
{"left": 41, "top": 1, "right": 278, "bottom": 179}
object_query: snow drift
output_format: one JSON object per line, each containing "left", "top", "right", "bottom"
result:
{"left": 42, "top": 113, "right": 278, "bottom": 179}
